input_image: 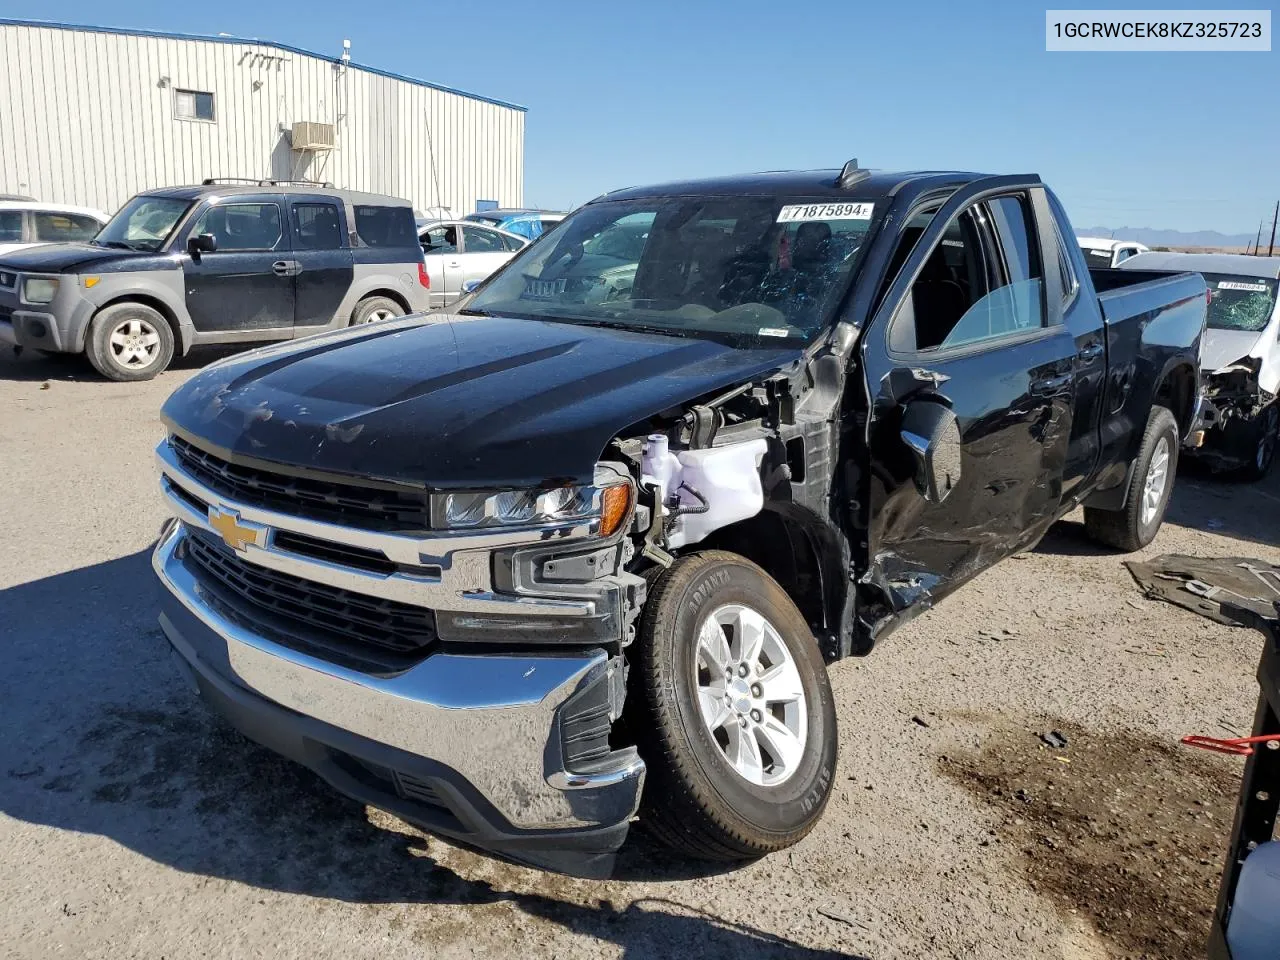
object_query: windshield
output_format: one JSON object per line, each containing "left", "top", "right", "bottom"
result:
{"left": 1203, "top": 273, "right": 1279, "bottom": 332}
{"left": 466, "top": 196, "right": 880, "bottom": 347}
{"left": 95, "top": 196, "right": 192, "bottom": 252}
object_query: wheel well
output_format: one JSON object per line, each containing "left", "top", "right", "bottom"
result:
{"left": 94, "top": 295, "right": 184, "bottom": 354}
{"left": 696, "top": 508, "right": 839, "bottom": 653}
{"left": 1155, "top": 363, "right": 1197, "bottom": 440}
{"left": 357, "top": 288, "right": 410, "bottom": 315}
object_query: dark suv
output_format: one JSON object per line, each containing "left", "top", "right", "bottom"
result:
{"left": 0, "top": 180, "right": 431, "bottom": 380}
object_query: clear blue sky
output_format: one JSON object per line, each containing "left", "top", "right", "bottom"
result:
{"left": 10, "top": 0, "right": 1280, "bottom": 235}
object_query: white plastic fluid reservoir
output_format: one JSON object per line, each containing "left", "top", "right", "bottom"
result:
{"left": 1227, "top": 839, "right": 1280, "bottom": 960}
{"left": 641, "top": 434, "right": 681, "bottom": 505}
{"left": 667, "top": 439, "right": 767, "bottom": 549}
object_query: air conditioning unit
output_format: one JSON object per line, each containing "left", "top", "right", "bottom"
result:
{"left": 290, "top": 122, "right": 335, "bottom": 151}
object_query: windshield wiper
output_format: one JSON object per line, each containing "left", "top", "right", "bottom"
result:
{"left": 94, "top": 240, "right": 137, "bottom": 250}
{"left": 456, "top": 308, "right": 491, "bottom": 317}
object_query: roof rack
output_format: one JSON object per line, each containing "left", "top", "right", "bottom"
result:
{"left": 835, "top": 158, "right": 871, "bottom": 189}
{"left": 261, "top": 179, "right": 336, "bottom": 187}
{"left": 201, "top": 178, "right": 336, "bottom": 187}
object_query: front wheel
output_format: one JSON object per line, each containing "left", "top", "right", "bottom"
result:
{"left": 1084, "top": 405, "right": 1179, "bottom": 551}
{"left": 630, "top": 551, "right": 838, "bottom": 861}
{"left": 85, "top": 303, "right": 175, "bottom": 381}
{"left": 1228, "top": 403, "right": 1279, "bottom": 481}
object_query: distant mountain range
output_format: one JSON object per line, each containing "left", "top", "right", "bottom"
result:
{"left": 1077, "top": 226, "right": 1260, "bottom": 248}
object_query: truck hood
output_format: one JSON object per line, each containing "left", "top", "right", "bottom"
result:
{"left": 162, "top": 313, "right": 801, "bottom": 489}
{"left": 0, "top": 242, "right": 142, "bottom": 272}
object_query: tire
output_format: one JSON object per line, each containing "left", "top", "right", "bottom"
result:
{"left": 350, "top": 296, "right": 405, "bottom": 326}
{"left": 1227, "top": 403, "right": 1279, "bottom": 482}
{"left": 630, "top": 550, "right": 838, "bottom": 860}
{"left": 1083, "top": 405, "right": 1179, "bottom": 551}
{"left": 85, "top": 302, "right": 175, "bottom": 381}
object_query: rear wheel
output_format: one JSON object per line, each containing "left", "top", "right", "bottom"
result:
{"left": 630, "top": 551, "right": 837, "bottom": 860}
{"left": 1228, "top": 403, "right": 1279, "bottom": 481}
{"left": 1084, "top": 405, "right": 1179, "bottom": 551}
{"left": 86, "top": 302, "right": 174, "bottom": 381}
{"left": 350, "top": 296, "right": 404, "bottom": 326}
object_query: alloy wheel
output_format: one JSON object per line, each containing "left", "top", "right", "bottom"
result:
{"left": 693, "top": 603, "right": 808, "bottom": 787}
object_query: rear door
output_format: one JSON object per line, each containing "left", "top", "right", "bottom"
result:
{"left": 420, "top": 224, "right": 460, "bottom": 307}
{"left": 860, "top": 178, "right": 1079, "bottom": 620}
{"left": 288, "top": 199, "right": 354, "bottom": 330}
{"left": 458, "top": 225, "right": 517, "bottom": 290}
{"left": 181, "top": 195, "right": 294, "bottom": 334}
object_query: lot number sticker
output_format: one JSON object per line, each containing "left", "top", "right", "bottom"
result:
{"left": 1217, "top": 280, "right": 1269, "bottom": 292}
{"left": 777, "top": 202, "right": 874, "bottom": 223}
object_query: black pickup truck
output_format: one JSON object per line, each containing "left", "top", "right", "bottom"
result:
{"left": 152, "top": 164, "right": 1206, "bottom": 876}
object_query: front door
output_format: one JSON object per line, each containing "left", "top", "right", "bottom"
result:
{"left": 859, "top": 180, "right": 1079, "bottom": 623}
{"left": 420, "top": 224, "right": 460, "bottom": 308}
{"left": 182, "top": 196, "right": 294, "bottom": 334}
{"left": 288, "top": 199, "right": 355, "bottom": 329}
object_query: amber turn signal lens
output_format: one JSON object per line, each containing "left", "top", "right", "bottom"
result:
{"left": 599, "top": 483, "right": 633, "bottom": 537}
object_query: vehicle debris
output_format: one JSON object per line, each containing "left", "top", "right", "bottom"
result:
{"left": 1126, "top": 554, "right": 1280, "bottom": 625}
{"left": 1039, "top": 730, "right": 1068, "bottom": 749}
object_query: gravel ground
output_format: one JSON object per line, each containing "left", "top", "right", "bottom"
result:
{"left": 3, "top": 347, "right": 1277, "bottom": 960}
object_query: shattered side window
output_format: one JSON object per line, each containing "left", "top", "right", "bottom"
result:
{"left": 1202, "top": 273, "right": 1279, "bottom": 333}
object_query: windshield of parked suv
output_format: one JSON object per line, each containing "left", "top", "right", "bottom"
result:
{"left": 465, "top": 196, "right": 880, "bottom": 346}
{"left": 1203, "top": 273, "right": 1279, "bottom": 332}
{"left": 95, "top": 196, "right": 192, "bottom": 252}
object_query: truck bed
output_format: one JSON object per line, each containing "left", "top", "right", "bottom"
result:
{"left": 1090, "top": 268, "right": 1207, "bottom": 327}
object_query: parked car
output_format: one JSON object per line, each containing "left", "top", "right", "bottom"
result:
{"left": 0, "top": 199, "right": 109, "bottom": 257}
{"left": 1120, "top": 251, "right": 1280, "bottom": 478}
{"left": 417, "top": 219, "right": 527, "bottom": 307}
{"left": 0, "top": 180, "right": 429, "bottom": 380}
{"left": 1077, "top": 235, "right": 1149, "bottom": 268}
{"left": 464, "top": 207, "right": 565, "bottom": 240}
{"left": 152, "top": 163, "right": 1204, "bottom": 877}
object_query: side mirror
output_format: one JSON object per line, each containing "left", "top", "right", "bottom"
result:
{"left": 900, "top": 400, "right": 962, "bottom": 503}
{"left": 461, "top": 279, "right": 482, "bottom": 294}
{"left": 187, "top": 233, "right": 217, "bottom": 256}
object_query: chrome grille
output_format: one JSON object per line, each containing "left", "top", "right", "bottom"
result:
{"left": 184, "top": 531, "right": 437, "bottom": 657}
{"left": 169, "top": 435, "right": 431, "bottom": 531}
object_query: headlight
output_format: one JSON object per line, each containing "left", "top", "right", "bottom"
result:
{"left": 437, "top": 481, "right": 632, "bottom": 535}
{"left": 23, "top": 277, "right": 59, "bottom": 303}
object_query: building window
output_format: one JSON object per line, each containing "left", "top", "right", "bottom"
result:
{"left": 175, "top": 89, "right": 215, "bottom": 122}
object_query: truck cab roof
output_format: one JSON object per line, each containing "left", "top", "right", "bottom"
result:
{"left": 1120, "top": 250, "right": 1280, "bottom": 280}
{"left": 599, "top": 169, "right": 1007, "bottom": 203}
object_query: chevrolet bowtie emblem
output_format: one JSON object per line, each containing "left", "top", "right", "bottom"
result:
{"left": 208, "top": 506, "right": 265, "bottom": 552}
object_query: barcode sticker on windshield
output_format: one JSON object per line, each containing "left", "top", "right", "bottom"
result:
{"left": 1217, "top": 280, "right": 1268, "bottom": 292}
{"left": 777, "top": 202, "right": 874, "bottom": 223}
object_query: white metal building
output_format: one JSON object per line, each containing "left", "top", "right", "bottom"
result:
{"left": 0, "top": 19, "right": 526, "bottom": 217}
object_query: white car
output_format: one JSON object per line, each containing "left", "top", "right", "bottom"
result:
{"left": 1078, "top": 236, "right": 1150, "bottom": 269}
{"left": 0, "top": 200, "right": 110, "bottom": 256}
{"left": 417, "top": 219, "right": 528, "bottom": 308}
{"left": 1121, "top": 251, "right": 1280, "bottom": 477}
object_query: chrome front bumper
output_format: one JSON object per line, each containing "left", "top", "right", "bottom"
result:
{"left": 152, "top": 521, "right": 644, "bottom": 874}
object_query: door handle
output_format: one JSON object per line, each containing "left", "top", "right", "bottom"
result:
{"left": 1076, "top": 341, "right": 1104, "bottom": 363}
{"left": 446, "top": 260, "right": 461, "bottom": 268}
{"left": 1031, "top": 372, "right": 1074, "bottom": 395}
{"left": 272, "top": 260, "right": 299, "bottom": 277}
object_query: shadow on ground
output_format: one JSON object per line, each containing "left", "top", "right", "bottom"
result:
{"left": 1036, "top": 460, "right": 1280, "bottom": 556}
{"left": 0, "top": 343, "right": 253, "bottom": 382}
{"left": 0, "top": 550, "right": 859, "bottom": 959}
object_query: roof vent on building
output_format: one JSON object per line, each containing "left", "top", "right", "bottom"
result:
{"left": 290, "top": 122, "right": 336, "bottom": 152}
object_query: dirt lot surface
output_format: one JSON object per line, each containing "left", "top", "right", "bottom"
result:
{"left": 3, "top": 347, "right": 1277, "bottom": 960}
